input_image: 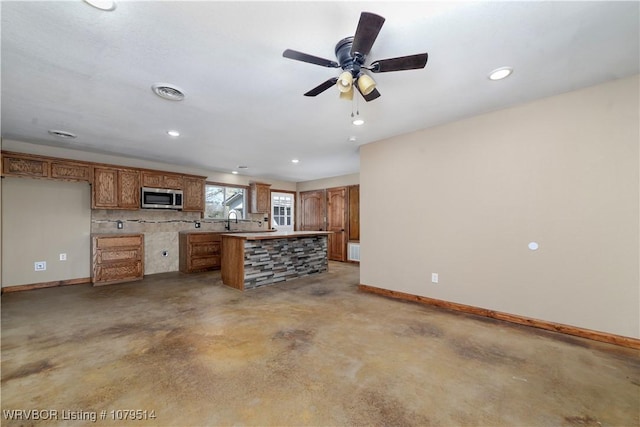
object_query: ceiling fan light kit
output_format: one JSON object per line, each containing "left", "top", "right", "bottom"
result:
{"left": 340, "top": 88, "right": 354, "bottom": 100}
{"left": 283, "top": 11, "right": 428, "bottom": 102}
{"left": 357, "top": 74, "right": 376, "bottom": 96}
{"left": 337, "top": 71, "right": 353, "bottom": 92}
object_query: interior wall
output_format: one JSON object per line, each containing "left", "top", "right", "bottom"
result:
{"left": 360, "top": 75, "right": 639, "bottom": 339}
{"left": 296, "top": 173, "right": 359, "bottom": 193}
{"left": 2, "top": 178, "right": 91, "bottom": 287}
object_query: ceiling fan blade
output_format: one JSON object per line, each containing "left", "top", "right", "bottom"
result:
{"left": 355, "top": 84, "right": 381, "bottom": 102}
{"left": 350, "top": 12, "right": 386, "bottom": 57}
{"left": 369, "top": 53, "right": 429, "bottom": 73}
{"left": 283, "top": 49, "right": 340, "bottom": 68}
{"left": 304, "top": 77, "right": 339, "bottom": 97}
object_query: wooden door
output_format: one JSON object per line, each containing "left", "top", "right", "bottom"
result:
{"left": 348, "top": 185, "right": 360, "bottom": 241}
{"left": 300, "top": 190, "right": 325, "bottom": 231}
{"left": 327, "top": 187, "right": 348, "bottom": 261}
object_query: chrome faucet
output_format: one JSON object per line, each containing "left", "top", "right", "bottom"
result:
{"left": 225, "top": 211, "right": 238, "bottom": 231}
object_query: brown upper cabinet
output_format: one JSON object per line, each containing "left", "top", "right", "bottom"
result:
{"left": 141, "top": 171, "right": 183, "bottom": 190}
{"left": 183, "top": 176, "right": 205, "bottom": 212}
{"left": 2, "top": 151, "right": 90, "bottom": 182}
{"left": 250, "top": 182, "right": 271, "bottom": 213}
{"left": 3, "top": 150, "right": 208, "bottom": 214}
{"left": 92, "top": 167, "right": 140, "bottom": 209}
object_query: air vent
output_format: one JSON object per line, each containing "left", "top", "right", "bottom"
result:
{"left": 151, "top": 83, "right": 185, "bottom": 101}
{"left": 348, "top": 242, "right": 360, "bottom": 262}
{"left": 48, "top": 130, "right": 77, "bottom": 139}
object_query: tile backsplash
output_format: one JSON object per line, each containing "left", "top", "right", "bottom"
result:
{"left": 91, "top": 209, "right": 269, "bottom": 275}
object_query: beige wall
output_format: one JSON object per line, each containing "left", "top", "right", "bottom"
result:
{"left": 2, "top": 178, "right": 92, "bottom": 287}
{"left": 360, "top": 75, "right": 639, "bottom": 339}
{"left": 296, "top": 173, "right": 359, "bottom": 193}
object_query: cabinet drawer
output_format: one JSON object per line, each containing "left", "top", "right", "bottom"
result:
{"left": 95, "top": 261, "right": 143, "bottom": 283}
{"left": 96, "top": 248, "right": 142, "bottom": 263}
{"left": 96, "top": 235, "right": 143, "bottom": 249}
{"left": 188, "top": 233, "right": 221, "bottom": 243}
{"left": 191, "top": 256, "right": 220, "bottom": 270}
{"left": 191, "top": 242, "right": 220, "bottom": 256}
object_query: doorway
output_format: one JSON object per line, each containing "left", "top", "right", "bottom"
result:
{"left": 271, "top": 192, "right": 295, "bottom": 232}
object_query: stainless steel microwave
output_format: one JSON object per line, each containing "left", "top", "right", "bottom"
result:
{"left": 141, "top": 187, "right": 183, "bottom": 209}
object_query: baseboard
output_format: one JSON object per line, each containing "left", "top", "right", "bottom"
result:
{"left": 358, "top": 284, "right": 640, "bottom": 350}
{"left": 1, "top": 277, "right": 91, "bottom": 294}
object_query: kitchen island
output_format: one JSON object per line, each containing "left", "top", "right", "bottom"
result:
{"left": 221, "top": 231, "right": 332, "bottom": 291}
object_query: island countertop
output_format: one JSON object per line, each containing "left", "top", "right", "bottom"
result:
{"left": 221, "top": 231, "right": 330, "bottom": 290}
{"left": 221, "top": 230, "right": 332, "bottom": 240}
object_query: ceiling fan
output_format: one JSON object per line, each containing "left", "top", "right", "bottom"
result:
{"left": 283, "top": 12, "right": 428, "bottom": 102}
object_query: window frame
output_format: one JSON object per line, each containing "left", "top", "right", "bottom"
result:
{"left": 204, "top": 181, "right": 249, "bottom": 220}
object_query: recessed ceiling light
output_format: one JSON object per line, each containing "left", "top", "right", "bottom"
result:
{"left": 488, "top": 67, "right": 513, "bottom": 81}
{"left": 151, "top": 83, "right": 185, "bottom": 101}
{"left": 352, "top": 118, "right": 365, "bottom": 126}
{"left": 231, "top": 171, "right": 238, "bottom": 175}
{"left": 348, "top": 136, "right": 357, "bottom": 142}
{"left": 291, "top": 159, "right": 300, "bottom": 164}
{"left": 83, "top": 0, "right": 116, "bottom": 11}
{"left": 167, "top": 130, "right": 180, "bottom": 137}
{"left": 48, "top": 129, "right": 77, "bottom": 139}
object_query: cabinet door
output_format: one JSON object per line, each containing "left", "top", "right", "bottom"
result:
{"left": 93, "top": 168, "right": 119, "bottom": 208}
{"left": 51, "top": 161, "right": 91, "bottom": 181}
{"left": 251, "top": 183, "right": 271, "bottom": 213}
{"left": 163, "top": 174, "right": 183, "bottom": 189}
{"left": 183, "top": 177, "right": 205, "bottom": 212}
{"left": 300, "top": 190, "right": 326, "bottom": 231}
{"left": 118, "top": 169, "right": 140, "bottom": 209}
{"left": 141, "top": 171, "right": 163, "bottom": 188}
{"left": 141, "top": 171, "right": 183, "bottom": 190}
{"left": 327, "top": 187, "right": 348, "bottom": 262}
{"left": 2, "top": 155, "right": 49, "bottom": 178}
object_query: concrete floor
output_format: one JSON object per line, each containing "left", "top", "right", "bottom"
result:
{"left": 1, "top": 262, "right": 638, "bottom": 427}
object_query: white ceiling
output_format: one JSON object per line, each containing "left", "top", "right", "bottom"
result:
{"left": 2, "top": 1, "right": 638, "bottom": 182}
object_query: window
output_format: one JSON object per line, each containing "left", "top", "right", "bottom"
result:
{"left": 271, "top": 192, "right": 294, "bottom": 231}
{"left": 205, "top": 184, "right": 246, "bottom": 219}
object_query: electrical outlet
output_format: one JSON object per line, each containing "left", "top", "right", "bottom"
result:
{"left": 195, "top": 222, "right": 201, "bottom": 229}
{"left": 35, "top": 261, "right": 46, "bottom": 271}
{"left": 59, "top": 253, "right": 67, "bottom": 261}
{"left": 431, "top": 273, "right": 439, "bottom": 284}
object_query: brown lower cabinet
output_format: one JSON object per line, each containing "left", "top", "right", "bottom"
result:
{"left": 92, "top": 234, "right": 144, "bottom": 285}
{"left": 179, "top": 232, "right": 222, "bottom": 273}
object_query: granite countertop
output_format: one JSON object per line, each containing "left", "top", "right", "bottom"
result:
{"left": 221, "top": 231, "right": 333, "bottom": 240}
{"left": 178, "top": 229, "right": 277, "bottom": 234}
